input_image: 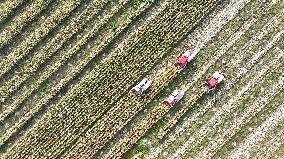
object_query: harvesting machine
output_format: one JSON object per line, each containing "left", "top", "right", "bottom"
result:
{"left": 175, "top": 49, "right": 194, "bottom": 70}
{"left": 200, "top": 69, "right": 225, "bottom": 93}
{"left": 163, "top": 89, "right": 184, "bottom": 107}
{"left": 131, "top": 78, "right": 152, "bottom": 96}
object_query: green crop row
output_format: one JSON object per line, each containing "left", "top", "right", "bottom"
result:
{"left": 60, "top": 0, "right": 220, "bottom": 158}
{"left": 0, "top": 0, "right": 81, "bottom": 80}
{"left": 0, "top": 0, "right": 53, "bottom": 49}
{"left": 0, "top": 0, "right": 110, "bottom": 121}
{"left": 5, "top": 0, "right": 213, "bottom": 157}
{"left": 1, "top": 0, "right": 157, "bottom": 158}
{"left": 0, "top": 0, "right": 24, "bottom": 23}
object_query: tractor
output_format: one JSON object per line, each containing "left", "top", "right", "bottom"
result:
{"left": 175, "top": 49, "right": 194, "bottom": 70}
{"left": 200, "top": 69, "right": 225, "bottom": 93}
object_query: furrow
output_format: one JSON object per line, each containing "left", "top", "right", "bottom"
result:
{"left": 0, "top": 0, "right": 156, "bottom": 155}
{"left": 0, "top": 0, "right": 81, "bottom": 81}
{"left": 0, "top": 0, "right": 116, "bottom": 123}
{"left": 0, "top": 0, "right": 24, "bottom": 23}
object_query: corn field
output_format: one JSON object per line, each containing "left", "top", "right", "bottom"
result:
{"left": 0, "top": 0, "right": 283, "bottom": 158}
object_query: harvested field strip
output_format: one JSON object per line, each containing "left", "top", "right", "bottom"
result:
{"left": 260, "top": 120, "right": 284, "bottom": 159}
{"left": 191, "top": 48, "right": 284, "bottom": 159}
{"left": 178, "top": 28, "right": 284, "bottom": 157}
{"left": 159, "top": 42, "right": 282, "bottom": 158}
{"left": 55, "top": 0, "right": 221, "bottom": 158}
{"left": 131, "top": 0, "right": 278, "bottom": 156}
{"left": 250, "top": 117, "right": 284, "bottom": 158}
{"left": 0, "top": 0, "right": 53, "bottom": 49}
{"left": 173, "top": 56, "right": 283, "bottom": 158}
{"left": 209, "top": 52, "right": 284, "bottom": 158}
{"left": 156, "top": 3, "right": 284, "bottom": 140}
{"left": 100, "top": 0, "right": 259, "bottom": 158}
{"left": 191, "top": 48, "right": 283, "bottom": 159}
{"left": 156, "top": 5, "right": 283, "bottom": 159}
{"left": 229, "top": 94, "right": 284, "bottom": 158}
{"left": 172, "top": 30, "right": 284, "bottom": 158}
{"left": 0, "top": 0, "right": 24, "bottom": 23}
{"left": 0, "top": 0, "right": 81, "bottom": 80}
{"left": 0, "top": 0, "right": 120, "bottom": 124}
{"left": 0, "top": 0, "right": 156, "bottom": 154}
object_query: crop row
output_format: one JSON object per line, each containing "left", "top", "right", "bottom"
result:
{"left": 0, "top": 0, "right": 112, "bottom": 121}
{"left": 0, "top": 0, "right": 24, "bottom": 23}
{"left": 0, "top": 0, "right": 53, "bottom": 50}
{"left": 173, "top": 26, "right": 284, "bottom": 158}
{"left": 0, "top": 0, "right": 127, "bottom": 149}
{"left": 0, "top": 0, "right": 81, "bottom": 81}
{"left": 60, "top": 0, "right": 220, "bottom": 158}
{"left": 115, "top": 2, "right": 275, "bottom": 158}
{"left": 156, "top": 2, "right": 284, "bottom": 140}
{"left": 98, "top": 0, "right": 267, "bottom": 157}
{"left": 83, "top": 65, "right": 180, "bottom": 159}
{"left": 1, "top": 0, "right": 158, "bottom": 157}
{"left": 0, "top": 0, "right": 152, "bottom": 149}
{"left": 145, "top": 1, "right": 280, "bottom": 158}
